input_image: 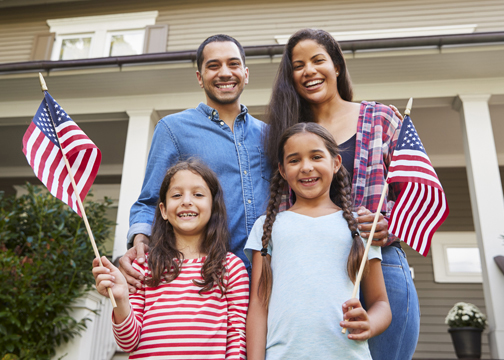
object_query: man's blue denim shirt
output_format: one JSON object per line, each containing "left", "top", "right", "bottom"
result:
{"left": 128, "top": 103, "right": 271, "bottom": 273}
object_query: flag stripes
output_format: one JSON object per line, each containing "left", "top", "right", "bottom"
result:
{"left": 389, "top": 182, "right": 448, "bottom": 255}
{"left": 387, "top": 115, "right": 449, "bottom": 256}
{"left": 22, "top": 91, "right": 101, "bottom": 217}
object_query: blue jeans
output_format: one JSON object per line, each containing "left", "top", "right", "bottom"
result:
{"left": 366, "top": 246, "right": 420, "bottom": 360}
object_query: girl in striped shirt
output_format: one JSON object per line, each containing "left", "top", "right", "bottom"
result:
{"left": 93, "top": 160, "right": 249, "bottom": 359}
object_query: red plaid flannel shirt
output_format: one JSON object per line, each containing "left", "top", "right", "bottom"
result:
{"left": 279, "top": 101, "right": 403, "bottom": 245}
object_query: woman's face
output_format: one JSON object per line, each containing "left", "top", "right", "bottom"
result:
{"left": 291, "top": 39, "right": 340, "bottom": 106}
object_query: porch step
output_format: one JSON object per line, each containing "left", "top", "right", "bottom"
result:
{"left": 111, "top": 352, "right": 129, "bottom": 360}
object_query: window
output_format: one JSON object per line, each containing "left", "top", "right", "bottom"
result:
{"left": 47, "top": 11, "right": 159, "bottom": 60}
{"left": 58, "top": 34, "right": 92, "bottom": 60}
{"left": 106, "top": 29, "right": 145, "bottom": 57}
{"left": 431, "top": 232, "right": 482, "bottom": 283}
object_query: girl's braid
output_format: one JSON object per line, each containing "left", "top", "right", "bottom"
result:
{"left": 334, "top": 167, "right": 365, "bottom": 283}
{"left": 259, "top": 169, "right": 285, "bottom": 304}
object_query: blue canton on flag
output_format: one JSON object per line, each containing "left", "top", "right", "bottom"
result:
{"left": 398, "top": 121, "right": 425, "bottom": 151}
{"left": 33, "top": 101, "right": 60, "bottom": 147}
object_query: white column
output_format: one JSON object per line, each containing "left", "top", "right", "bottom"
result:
{"left": 113, "top": 109, "right": 157, "bottom": 259}
{"left": 453, "top": 94, "right": 504, "bottom": 359}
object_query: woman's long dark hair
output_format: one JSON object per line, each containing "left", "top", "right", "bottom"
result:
{"left": 146, "top": 159, "right": 229, "bottom": 295}
{"left": 264, "top": 28, "right": 353, "bottom": 167}
{"left": 259, "top": 123, "right": 365, "bottom": 304}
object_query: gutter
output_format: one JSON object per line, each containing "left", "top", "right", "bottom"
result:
{"left": 1, "top": 31, "right": 504, "bottom": 74}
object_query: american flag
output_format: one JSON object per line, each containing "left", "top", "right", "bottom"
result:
{"left": 387, "top": 115, "right": 449, "bottom": 256}
{"left": 22, "top": 92, "right": 101, "bottom": 217}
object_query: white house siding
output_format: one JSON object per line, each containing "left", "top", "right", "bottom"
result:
{"left": 2, "top": 0, "right": 504, "bottom": 63}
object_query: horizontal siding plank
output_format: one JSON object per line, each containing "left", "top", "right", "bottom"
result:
{"left": 415, "top": 282, "right": 484, "bottom": 290}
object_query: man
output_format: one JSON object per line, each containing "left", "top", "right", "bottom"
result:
{"left": 120, "top": 35, "right": 271, "bottom": 292}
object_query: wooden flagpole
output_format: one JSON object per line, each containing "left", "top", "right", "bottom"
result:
{"left": 38, "top": 73, "right": 117, "bottom": 308}
{"left": 342, "top": 98, "right": 413, "bottom": 334}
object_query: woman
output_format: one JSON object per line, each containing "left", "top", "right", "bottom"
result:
{"left": 264, "top": 28, "right": 420, "bottom": 360}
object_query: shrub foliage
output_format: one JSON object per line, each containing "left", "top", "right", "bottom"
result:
{"left": 0, "top": 185, "right": 113, "bottom": 359}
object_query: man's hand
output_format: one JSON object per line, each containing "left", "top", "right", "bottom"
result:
{"left": 118, "top": 234, "right": 150, "bottom": 293}
{"left": 356, "top": 206, "right": 389, "bottom": 247}
{"left": 389, "top": 104, "right": 404, "bottom": 121}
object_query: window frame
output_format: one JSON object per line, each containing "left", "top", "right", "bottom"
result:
{"left": 104, "top": 29, "right": 146, "bottom": 57}
{"left": 47, "top": 11, "right": 158, "bottom": 60}
{"left": 52, "top": 32, "right": 94, "bottom": 61}
{"left": 431, "top": 231, "right": 483, "bottom": 283}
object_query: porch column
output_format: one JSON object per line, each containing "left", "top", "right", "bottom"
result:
{"left": 453, "top": 94, "right": 504, "bottom": 359}
{"left": 113, "top": 109, "right": 157, "bottom": 259}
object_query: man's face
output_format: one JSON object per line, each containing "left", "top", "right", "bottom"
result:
{"left": 196, "top": 41, "right": 249, "bottom": 108}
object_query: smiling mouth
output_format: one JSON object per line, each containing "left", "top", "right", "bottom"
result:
{"left": 178, "top": 212, "right": 198, "bottom": 218}
{"left": 304, "top": 79, "right": 324, "bottom": 88}
{"left": 300, "top": 177, "right": 319, "bottom": 184}
{"left": 216, "top": 83, "right": 236, "bottom": 89}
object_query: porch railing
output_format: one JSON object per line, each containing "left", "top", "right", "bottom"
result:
{"left": 53, "top": 288, "right": 117, "bottom": 360}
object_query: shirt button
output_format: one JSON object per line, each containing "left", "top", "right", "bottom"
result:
{"left": 220, "top": 121, "right": 224, "bottom": 126}
{"left": 212, "top": 110, "right": 216, "bottom": 116}
{"left": 238, "top": 143, "right": 241, "bottom": 146}
{"left": 243, "top": 170, "right": 247, "bottom": 175}
{"left": 247, "top": 199, "right": 251, "bottom": 204}
{"left": 208, "top": 116, "right": 211, "bottom": 119}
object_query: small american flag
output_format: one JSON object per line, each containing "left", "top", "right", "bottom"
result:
{"left": 22, "top": 92, "right": 101, "bottom": 217}
{"left": 387, "top": 115, "right": 449, "bottom": 256}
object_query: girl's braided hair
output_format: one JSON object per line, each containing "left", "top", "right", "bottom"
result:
{"left": 258, "top": 122, "right": 366, "bottom": 304}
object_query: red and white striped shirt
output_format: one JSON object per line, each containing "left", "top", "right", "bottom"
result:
{"left": 112, "top": 252, "right": 249, "bottom": 359}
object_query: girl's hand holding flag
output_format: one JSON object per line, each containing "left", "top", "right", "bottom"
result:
{"left": 93, "top": 256, "right": 131, "bottom": 324}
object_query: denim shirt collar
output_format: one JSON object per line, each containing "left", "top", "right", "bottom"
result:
{"left": 196, "top": 102, "right": 249, "bottom": 123}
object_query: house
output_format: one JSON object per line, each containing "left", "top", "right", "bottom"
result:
{"left": 0, "top": 0, "right": 503, "bottom": 358}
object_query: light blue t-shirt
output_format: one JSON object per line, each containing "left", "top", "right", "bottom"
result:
{"left": 244, "top": 211, "right": 382, "bottom": 360}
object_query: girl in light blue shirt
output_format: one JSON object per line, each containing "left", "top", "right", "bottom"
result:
{"left": 245, "top": 123, "right": 391, "bottom": 360}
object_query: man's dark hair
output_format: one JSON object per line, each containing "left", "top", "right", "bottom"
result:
{"left": 196, "top": 34, "right": 246, "bottom": 72}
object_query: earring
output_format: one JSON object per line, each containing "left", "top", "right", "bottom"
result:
{"left": 336, "top": 72, "right": 339, "bottom": 76}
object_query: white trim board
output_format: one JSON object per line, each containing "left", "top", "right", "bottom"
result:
{"left": 274, "top": 24, "right": 477, "bottom": 44}
{"left": 431, "top": 231, "right": 482, "bottom": 283}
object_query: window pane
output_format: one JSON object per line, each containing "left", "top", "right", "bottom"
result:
{"left": 109, "top": 32, "right": 144, "bottom": 56}
{"left": 60, "top": 37, "right": 91, "bottom": 60}
{"left": 446, "top": 247, "right": 482, "bottom": 273}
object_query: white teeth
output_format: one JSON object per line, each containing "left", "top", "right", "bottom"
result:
{"left": 305, "top": 80, "right": 323, "bottom": 87}
{"left": 178, "top": 213, "right": 197, "bottom": 217}
{"left": 300, "top": 178, "right": 317, "bottom": 183}
{"left": 217, "top": 84, "right": 235, "bottom": 88}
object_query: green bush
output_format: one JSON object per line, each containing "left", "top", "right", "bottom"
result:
{"left": 0, "top": 185, "right": 114, "bottom": 360}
